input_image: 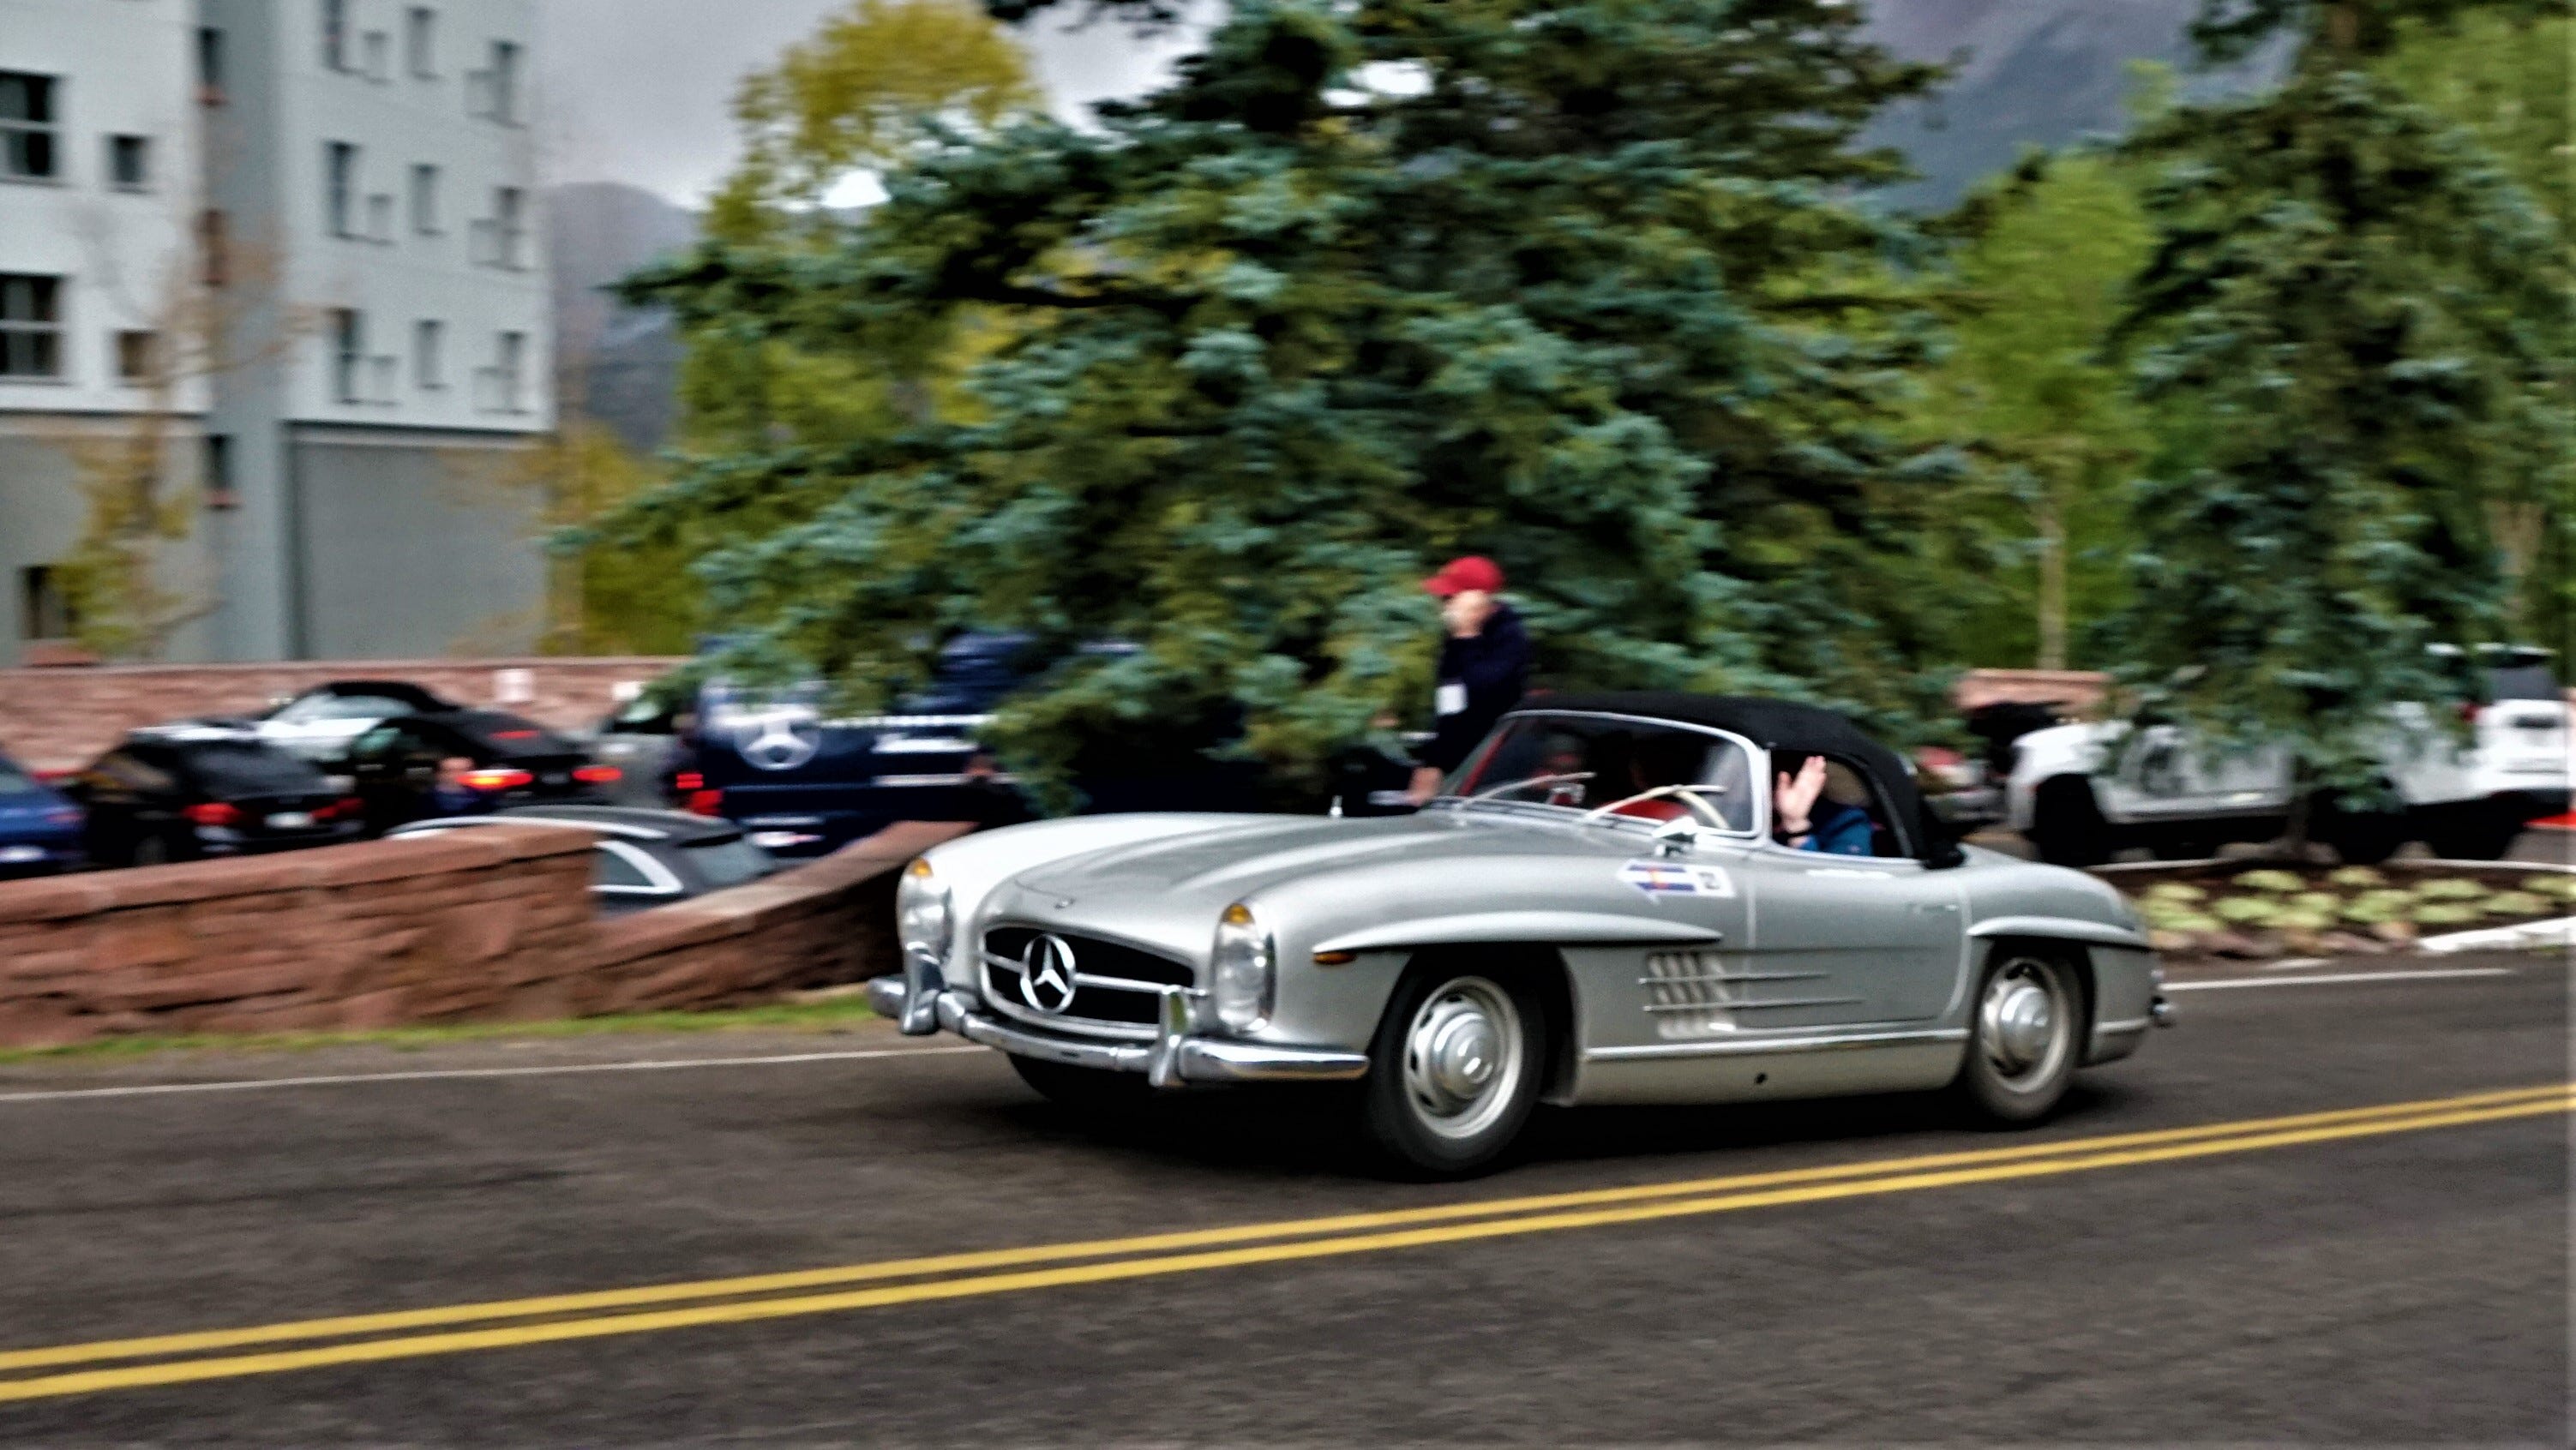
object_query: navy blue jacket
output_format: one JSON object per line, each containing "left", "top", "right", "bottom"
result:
{"left": 1420, "top": 602, "right": 1531, "bottom": 772}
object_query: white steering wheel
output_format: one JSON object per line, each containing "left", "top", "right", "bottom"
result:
{"left": 1580, "top": 784, "right": 1731, "bottom": 828}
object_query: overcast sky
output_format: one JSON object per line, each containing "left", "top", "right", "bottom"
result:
{"left": 537, "top": 1, "right": 1202, "bottom": 207}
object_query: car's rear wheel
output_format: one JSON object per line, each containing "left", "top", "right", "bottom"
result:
{"left": 2424, "top": 807, "right": 2522, "bottom": 861}
{"left": 1952, "top": 948, "right": 2084, "bottom": 1125}
{"left": 2028, "top": 776, "right": 2114, "bottom": 867}
{"left": 1009, "top": 1054, "right": 1152, "bottom": 1111}
{"left": 129, "top": 832, "right": 173, "bottom": 867}
{"left": 1360, "top": 966, "right": 1546, "bottom": 1177}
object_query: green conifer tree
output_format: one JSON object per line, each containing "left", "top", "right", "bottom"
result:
{"left": 2106, "top": 0, "right": 2571, "bottom": 817}
{"left": 615, "top": 0, "right": 1960, "bottom": 796}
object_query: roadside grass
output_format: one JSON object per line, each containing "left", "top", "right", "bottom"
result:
{"left": 0, "top": 993, "right": 882, "bottom": 1066}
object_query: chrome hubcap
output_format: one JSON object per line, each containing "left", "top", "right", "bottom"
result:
{"left": 1402, "top": 977, "right": 1524, "bottom": 1141}
{"left": 1980, "top": 957, "right": 2070, "bottom": 1091}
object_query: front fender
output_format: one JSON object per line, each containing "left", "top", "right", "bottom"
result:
{"left": 1967, "top": 915, "right": 2152, "bottom": 952}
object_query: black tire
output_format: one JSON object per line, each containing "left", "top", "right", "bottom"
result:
{"left": 1951, "top": 947, "right": 2086, "bottom": 1125}
{"left": 1360, "top": 962, "right": 1550, "bottom": 1177}
{"left": 2315, "top": 796, "right": 2407, "bottom": 866}
{"left": 2424, "top": 809, "right": 2522, "bottom": 861}
{"left": 2150, "top": 836, "right": 2216, "bottom": 862}
{"left": 2028, "top": 776, "right": 2113, "bottom": 868}
{"left": 1009, "top": 1053, "right": 1153, "bottom": 1111}
{"left": 129, "top": 832, "right": 174, "bottom": 867}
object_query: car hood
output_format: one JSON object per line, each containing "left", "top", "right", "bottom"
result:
{"left": 1020, "top": 811, "right": 1536, "bottom": 894}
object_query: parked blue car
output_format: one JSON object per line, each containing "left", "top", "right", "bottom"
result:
{"left": 0, "top": 748, "right": 84, "bottom": 878}
{"left": 688, "top": 634, "right": 1261, "bottom": 858}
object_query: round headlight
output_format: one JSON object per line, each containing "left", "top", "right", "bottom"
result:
{"left": 1210, "top": 902, "right": 1275, "bottom": 1033}
{"left": 897, "top": 857, "right": 952, "bottom": 964}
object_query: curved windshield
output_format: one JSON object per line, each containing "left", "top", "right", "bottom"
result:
{"left": 1448, "top": 715, "right": 1756, "bottom": 832}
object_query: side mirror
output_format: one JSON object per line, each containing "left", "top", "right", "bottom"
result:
{"left": 1650, "top": 818, "right": 1702, "bottom": 857}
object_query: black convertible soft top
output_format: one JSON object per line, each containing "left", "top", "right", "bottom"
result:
{"left": 1510, "top": 692, "right": 1961, "bottom": 866}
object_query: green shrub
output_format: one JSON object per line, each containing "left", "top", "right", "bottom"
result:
{"left": 2232, "top": 870, "right": 2305, "bottom": 894}
{"left": 2483, "top": 890, "right": 2550, "bottom": 917}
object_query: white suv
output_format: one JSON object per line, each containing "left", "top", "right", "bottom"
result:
{"left": 2005, "top": 649, "right": 2570, "bottom": 866}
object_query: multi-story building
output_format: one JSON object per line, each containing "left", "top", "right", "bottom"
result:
{"left": 0, "top": 0, "right": 212, "bottom": 664}
{"left": 0, "top": 0, "right": 549, "bottom": 667}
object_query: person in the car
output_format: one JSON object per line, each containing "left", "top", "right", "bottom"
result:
{"left": 1774, "top": 752, "right": 1874, "bottom": 854}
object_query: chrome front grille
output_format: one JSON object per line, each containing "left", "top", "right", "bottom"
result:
{"left": 981, "top": 926, "right": 1196, "bottom": 1040}
{"left": 1640, "top": 950, "right": 1860, "bottom": 1040}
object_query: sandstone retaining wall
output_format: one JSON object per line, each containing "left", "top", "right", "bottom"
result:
{"left": 0, "top": 819, "right": 967, "bottom": 1049}
{"left": 0, "top": 657, "right": 685, "bottom": 772}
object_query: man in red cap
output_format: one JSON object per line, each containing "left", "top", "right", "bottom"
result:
{"left": 1408, "top": 555, "right": 1531, "bottom": 804}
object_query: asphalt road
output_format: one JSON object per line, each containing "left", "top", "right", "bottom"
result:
{"left": 0, "top": 953, "right": 2565, "bottom": 1447}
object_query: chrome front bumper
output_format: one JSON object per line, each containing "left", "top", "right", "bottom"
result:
{"left": 867, "top": 958, "right": 1368, "bottom": 1088}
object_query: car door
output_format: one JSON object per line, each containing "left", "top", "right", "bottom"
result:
{"left": 2096, "top": 724, "right": 2288, "bottom": 825}
{"left": 1740, "top": 843, "right": 1967, "bottom": 1024}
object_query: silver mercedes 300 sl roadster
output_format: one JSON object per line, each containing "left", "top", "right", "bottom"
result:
{"left": 869, "top": 693, "right": 2170, "bottom": 1173}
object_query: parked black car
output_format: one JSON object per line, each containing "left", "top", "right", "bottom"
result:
{"left": 345, "top": 710, "right": 620, "bottom": 833}
{"left": 210, "top": 679, "right": 462, "bottom": 766}
{"left": 385, "top": 805, "right": 777, "bottom": 916}
{"left": 67, "top": 728, "right": 365, "bottom": 866}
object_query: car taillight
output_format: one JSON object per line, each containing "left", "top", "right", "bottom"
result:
{"left": 315, "top": 796, "right": 363, "bottom": 821}
{"left": 2459, "top": 701, "right": 2485, "bottom": 723}
{"left": 183, "top": 802, "right": 242, "bottom": 827}
{"left": 460, "top": 768, "right": 534, "bottom": 791}
{"left": 573, "top": 764, "right": 621, "bottom": 785}
{"left": 686, "top": 788, "right": 724, "bottom": 817}
{"left": 674, "top": 770, "right": 705, "bottom": 793}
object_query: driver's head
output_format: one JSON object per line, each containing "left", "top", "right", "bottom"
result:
{"left": 1632, "top": 732, "right": 1708, "bottom": 789}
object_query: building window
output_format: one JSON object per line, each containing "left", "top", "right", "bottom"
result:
{"left": 197, "top": 27, "right": 226, "bottom": 104}
{"left": 331, "top": 308, "right": 364, "bottom": 403}
{"left": 107, "top": 135, "right": 151, "bottom": 191}
{"left": 410, "top": 163, "right": 440, "bottom": 234}
{"left": 0, "top": 274, "right": 63, "bottom": 378}
{"left": 0, "top": 73, "right": 58, "bottom": 182}
{"left": 368, "top": 191, "right": 393, "bottom": 241}
{"left": 200, "top": 208, "right": 229, "bottom": 286}
{"left": 493, "top": 185, "right": 525, "bottom": 267}
{"left": 205, "top": 434, "right": 237, "bottom": 509}
{"left": 415, "top": 319, "right": 443, "bottom": 388}
{"left": 325, "top": 141, "right": 357, "bottom": 236}
{"left": 20, "top": 566, "right": 74, "bottom": 643}
{"left": 321, "top": 0, "right": 350, "bottom": 70}
{"left": 363, "top": 29, "right": 390, "bottom": 81}
{"left": 405, "top": 7, "right": 436, "bottom": 77}
{"left": 114, "top": 330, "right": 159, "bottom": 382}
{"left": 471, "top": 39, "right": 520, "bottom": 123}
{"left": 481, "top": 329, "right": 525, "bottom": 412}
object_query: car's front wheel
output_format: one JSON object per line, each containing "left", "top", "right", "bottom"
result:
{"left": 1952, "top": 948, "right": 2085, "bottom": 1125}
{"left": 1360, "top": 965, "right": 1547, "bottom": 1177}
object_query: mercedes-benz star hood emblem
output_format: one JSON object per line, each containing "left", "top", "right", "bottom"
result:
{"left": 1018, "top": 933, "right": 1079, "bottom": 1015}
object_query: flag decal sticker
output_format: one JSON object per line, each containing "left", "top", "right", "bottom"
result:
{"left": 1619, "top": 860, "right": 1734, "bottom": 897}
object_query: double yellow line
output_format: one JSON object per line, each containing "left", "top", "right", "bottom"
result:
{"left": 3, "top": 1082, "right": 2565, "bottom": 1405}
